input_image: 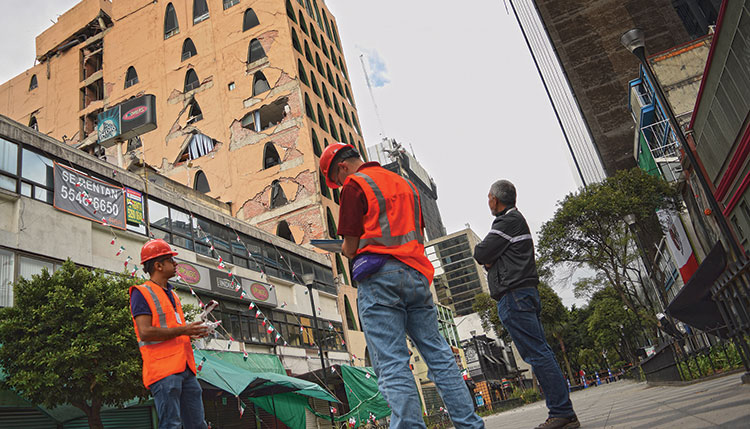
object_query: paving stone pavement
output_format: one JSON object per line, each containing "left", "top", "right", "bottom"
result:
{"left": 483, "top": 372, "right": 750, "bottom": 428}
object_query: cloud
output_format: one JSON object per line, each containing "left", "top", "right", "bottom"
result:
{"left": 359, "top": 47, "right": 390, "bottom": 88}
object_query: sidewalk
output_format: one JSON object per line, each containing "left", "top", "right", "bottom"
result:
{"left": 483, "top": 372, "right": 750, "bottom": 428}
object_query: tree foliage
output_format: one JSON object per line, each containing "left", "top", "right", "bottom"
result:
{"left": 0, "top": 260, "right": 146, "bottom": 429}
{"left": 472, "top": 292, "right": 505, "bottom": 339}
{"left": 538, "top": 168, "right": 678, "bottom": 335}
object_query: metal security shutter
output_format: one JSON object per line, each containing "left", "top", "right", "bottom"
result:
{"left": 63, "top": 406, "right": 153, "bottom": 429}
{"left": 0, "top": 408, "right": 58, "bottom": 429}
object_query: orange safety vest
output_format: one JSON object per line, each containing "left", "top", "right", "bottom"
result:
{"left": 345, "top": 165, "right": 435, "bottom": 283}
{"left": 129, "top": 281, "right": 196, "bottom": 388}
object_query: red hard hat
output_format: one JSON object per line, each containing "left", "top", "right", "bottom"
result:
{"left": 319, "top": 143, "right": 355, "bottom": 189}
{"left": 140, "top": 239, "right": 178, "bottom": 264}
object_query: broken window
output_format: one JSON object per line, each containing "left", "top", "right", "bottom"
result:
{"left": 182, "top": 38, "right": 197, "bottom": 61}
{"left": 317, "top": 105, "right": 327, "bottom": 131}
{"left": 263, "top": 142, "right": 281, "bottom": 169}
{"left": 286, "top": 0, "right": 297, "bottom": 23}
{"left": 312, "top": 0, "right": 323, "bottom": 27}
{"left": 184, "top": 69, "right": 200, "bottom": 92}
{"left": 298, "top": 60, "right": 309, "bottom": 86}
{"left": 241, "top": 97, "right": 289, "bottom": 132}
{"left": 298, "top": 11, "right": 308, "bottom": 35}
{"left": 304, "top": 93, "right": 315, "bottom": 122}
{"left": 243, "top": 8, "right": 260, "bottom": 31}
{"left": 270, "top": 180, "right": 287, "bottom": 208}
{"left": 187, "top": 99, "right": 203, "bottom": 124}
{"left": 276, "top": 220, "right": 295, "bottom": 242}
{"left": 341, "top": 58, "right": 349, "bottom": 80}
{"left": 28, "top": 116, "right": 38, "bottom": 131}
{"left": 193, "top": 0, "right": 209, "bottom": 24}
{"left": 326, "top": 207, "right": 337, "bottom": 238}
{"left": 81, "top": 40, "right": 103, "bottom": 81}
{"left": 80, "top": 108, "right": 103, "bottom": 139}
{"left": 80, "top": 79, "right": 104, "bottom": 109}
{"left": 312, "top": 129, "right": 322, "bottom": 156}
{"left": 322, "top": 84, "right": 331, "bottom": 108}
{"left": 291, "top": 29, "right": 302, "bottom": 53}
{"left": 194, "top": 170, "right": 210, "bottom": 193}
{"left": 223, "top": 0, "right": 239, "bottom": 10}
{"left": 315, "top": 53, "right": 324, "bottom": 75}
{"left": 304, "top": 0, "right": 314, "bottom": 17}
{"left": 304, "top": 41, "right": 313, "bottom": 65}
{"left": 164, "top": 3, "right": 180, "bottom": 39}
{"left": 124, "top": 66, "right": 139, "bottom": 89}
{"left": 248, "top": 39, "right": 266, "bottom": 64}
{"left": 29, "top": 75, "right": 38, "bottom": 91}
{"left": 352, "top": 116, "right": 361, "bottom": 136}
{"left": 180, "top": 133, "right": 215, "bottom": 161}
{"left": 252, "top": 71, "right": 270, "bottom": 96}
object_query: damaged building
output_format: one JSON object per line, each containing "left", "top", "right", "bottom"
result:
{"left": 0, "top": 0, "right": 368, "bottom": 368}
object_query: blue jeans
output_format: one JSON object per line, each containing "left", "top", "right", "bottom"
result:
{"left": 358, "top": 259, "right": 484, "bottom": 429}
{"left": 150, "top": 368, "right": 207, "bottom": 429}
{"left": 497, "top": 287, "right": 575, "bottom": 418}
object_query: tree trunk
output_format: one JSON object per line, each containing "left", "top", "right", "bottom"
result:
{"left": 72, "top": 400, "right": 104, "bottom": 429}
{"left": 557, "top": 334, "right": 576, "bottom": 385}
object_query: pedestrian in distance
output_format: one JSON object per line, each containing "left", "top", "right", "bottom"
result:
{"left": 319, "top": 143, "right": 484, "bottom": 429}
{"left": 130, "top": 239, "right": 210, "bottom": 429}
{"left": 473, "top": 180, "right": 579, "bottom": 429}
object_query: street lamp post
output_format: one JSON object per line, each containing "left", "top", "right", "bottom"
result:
{"left": 302, "top": 274, "right": 336, "bottom": 429}
{"left": 620, "top": 29, "right": 743, "bottom": 260}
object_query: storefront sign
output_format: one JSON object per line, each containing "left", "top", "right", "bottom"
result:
{"left": 656, "top": 209, "right": 699, "bottom": 283}
{"left": 125, "top": 188, "right": 144, "bottom": 225}
{"left": 53, "top": 162, "right": 126, "bottom": 229}
{"left": 97, "top": 94, "right": 157, "bottom": 148}
{"left": 241, "top": 279, "right": 277, "bottom": 306}
{"left": 175, "top": 259, "right": 211, "bottom": 290}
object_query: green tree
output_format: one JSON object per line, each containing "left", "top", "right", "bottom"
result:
{"left": 538, "top": 168, "right": 678, "bottom": 338}
{"left": 472, "top": 292, "right": 506, "bottom": 339}
{"left": 538, "top": 283, "right": 575, "bottom": 384}
{"left": 586, "top": 287, "right": 643, "bottom": 364}
{"left": 0, "top": 260, "right": 147, "bottom": 429}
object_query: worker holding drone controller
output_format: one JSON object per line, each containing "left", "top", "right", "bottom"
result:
{"left": 129, "top": 239, "right": 209, "bottom": 429}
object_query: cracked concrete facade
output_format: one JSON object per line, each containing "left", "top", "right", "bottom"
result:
{"left": 0, "top": 0, "right": 369, "bottom": 364}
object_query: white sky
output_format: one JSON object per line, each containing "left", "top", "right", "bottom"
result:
{"left": 0, "top": 0, "right": 586, "bottom": 307}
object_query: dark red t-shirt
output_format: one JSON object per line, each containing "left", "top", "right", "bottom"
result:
{"left": 336, "top": 162, "right": 424, "bottom": 237}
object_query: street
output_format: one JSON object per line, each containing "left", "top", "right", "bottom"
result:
{"left": 484, "top": 373, "right": 750, "bottom": 428}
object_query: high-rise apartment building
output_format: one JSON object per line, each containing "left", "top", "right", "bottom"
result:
{"left": 510, "top": 0, "right": 720, "bottom": 176}
{"left": 0, "top": 0, "right": 368, "bottom": 364}
{"left": 426, "top": 229, "right": 490, "bottom": 316}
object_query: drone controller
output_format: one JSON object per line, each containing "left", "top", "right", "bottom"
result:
{"left": 199, "top": 300, "right": 221, "bottom": 335}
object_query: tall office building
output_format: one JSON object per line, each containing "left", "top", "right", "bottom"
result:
{"left": 426, "top": 229, "right": 490, "bottom": 316}
{"left": 0, "top": 0, "right": 369, "bottom": 365}
{"left": 510, "top": 0, "right": 720, "bottom": 177}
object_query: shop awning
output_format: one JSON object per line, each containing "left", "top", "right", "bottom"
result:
{"left": 666, "top": 241, "right": 729, "bottom": 337}
{"left": 193, "top": 349, "right": 338, "bottom": 402}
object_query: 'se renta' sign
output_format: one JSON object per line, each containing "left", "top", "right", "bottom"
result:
{"left": 53, "top": 162, "right": 126, "bottom": 229}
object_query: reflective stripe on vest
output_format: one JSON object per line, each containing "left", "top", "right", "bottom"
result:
{"left": 138, "top": 285, "right": 168, "bottom": 348}
{"left": 354, "top": 171, "right": 424, "bottom": 249}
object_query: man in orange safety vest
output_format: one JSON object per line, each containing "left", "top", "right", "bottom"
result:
{"left": 130, "top": 239, "right": 209, "bottom": 429}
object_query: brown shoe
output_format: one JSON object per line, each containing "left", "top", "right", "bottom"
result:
{"left": 534, "top": 415, "right": 580, "bottom": 429}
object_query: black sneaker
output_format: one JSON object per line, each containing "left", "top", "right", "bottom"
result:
{"left": 534, "top": 415, "right": 580, "bottom": 429}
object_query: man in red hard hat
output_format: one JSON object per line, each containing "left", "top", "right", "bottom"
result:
{"left": 130, "top": 239, "right": 209, "bottom": 429}
{"left": 320, "top": 143, "right": 484, "bottom": 428}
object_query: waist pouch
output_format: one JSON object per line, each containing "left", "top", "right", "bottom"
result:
{"left": 352, "top": 253, "right": 391, "bottom": 281}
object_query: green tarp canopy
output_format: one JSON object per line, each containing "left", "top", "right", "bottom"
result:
{"left": 309, "top": 365, "right": 391, "bottom": 425}
{"left": 194, "top": 349, "right": 339, "bottom": 429}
